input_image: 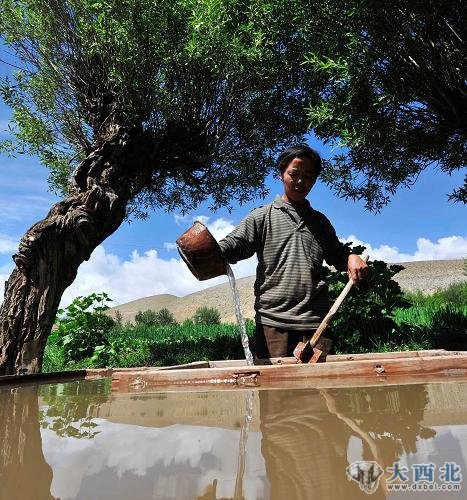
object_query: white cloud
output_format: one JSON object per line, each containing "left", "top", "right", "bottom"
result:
{"left": 0, "top": 274, "right": 10, "bottom": 297}
{"left": 0, "top": 194, "right": 56, "bottom": 223}
{"left": 59, "top": 243, "right": 256, "bottom": 307}
{"left": 173, "top": 213, "right": 190, "bottom": 225}
{"left": 205, "top": 217, "right": 236, "bottom": 241}
{"left": 163, "top": 242, "right": 177, "bottom": 251}
{"left": 0, "top": 233, "right": 17, "bottom": 253}
{"left": 341, "top": 234, "right": 467, "bottom": 262}
{"left": 194, "top": 214, "right": 210, "bottom": 225}
{"left": 0, "top": 259, "right": 14, "bottom": 301}
{"left": 414, "top": 236, "right": 467, "bottom": 261}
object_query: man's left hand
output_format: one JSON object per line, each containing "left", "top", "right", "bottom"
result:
{"left": 347, "top": 254, "right": 369, "bottom": 282}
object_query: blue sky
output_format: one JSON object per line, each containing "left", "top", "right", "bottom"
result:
{"left": 1, "top": 56, "right": 466, "bottom": 307}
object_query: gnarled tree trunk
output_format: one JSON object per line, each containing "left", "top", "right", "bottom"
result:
{"left": 0, "top": 126, "right": 151, "bottom": 375}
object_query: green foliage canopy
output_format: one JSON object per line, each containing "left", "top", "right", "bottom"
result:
{"left": 192, "top": 306, "right": 221, "bottom": 325}
{"left": 135, "top": 308, "right": 176, "bottom": 327}
{"left": 1, "top": 1, "right": 464, "bottom": 215}
{"left": 0, "top": 0, "right": 320, "bottom": 214}
{"left": 306, "top": 0, "right": 466, "bottom": 210}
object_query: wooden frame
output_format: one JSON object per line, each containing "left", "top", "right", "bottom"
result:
{"left": 2, "top": 350, "right": 466, "bottom": 392}
{"left": 105, "top": 350, "right": 467, "bottom": 393}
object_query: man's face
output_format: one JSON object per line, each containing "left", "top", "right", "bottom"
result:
{"left": 281, "top": 157, "right": 317, "bottom": 204}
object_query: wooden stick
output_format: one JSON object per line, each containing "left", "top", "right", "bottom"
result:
{"left": 310, "top": 255, "right": 369, "bottom": 347}
{"left": 296, "top": 255, "right": 369, "bottom": 362}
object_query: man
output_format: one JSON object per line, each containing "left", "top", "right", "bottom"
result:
{"left": 218, "top": 144, "right": 368, "bottom": 358}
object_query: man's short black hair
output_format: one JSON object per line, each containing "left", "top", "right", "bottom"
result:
{"left": 277, "top": 144, "right": 322, "bottom": 178}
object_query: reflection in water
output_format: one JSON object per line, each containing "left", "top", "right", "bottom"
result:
{"left": 1, "top": 379, "right": 466, "bottom": 499}
{"left": 258, "top": 385, "right": 438, "bottom": 499}
{"left": 0, "top": 385, "right": 54, "bottom": 500}
{"left": 196, "top": 389, "right": 255, "bottom": 500}
{"left": 39, "top": 379, "right": 110, "bottom": 439}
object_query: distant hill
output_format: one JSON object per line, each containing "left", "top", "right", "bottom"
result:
{"left": 108, "top": 259, "right": 466, "bottom": 325}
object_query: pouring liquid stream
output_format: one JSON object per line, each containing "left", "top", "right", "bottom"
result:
{"left": 234, "top": 389, "right": 254, "bottom": 498}
{"left": 226, "top": 265, "right": 254, "bottom": 366}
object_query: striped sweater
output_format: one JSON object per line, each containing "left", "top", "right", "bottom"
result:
{"left": 218, "top": 195, "right": 350, "bottom": 330}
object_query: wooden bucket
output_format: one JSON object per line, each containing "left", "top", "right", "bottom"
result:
{"left": 176, "top": 221, "right": 228, "bottom": 280}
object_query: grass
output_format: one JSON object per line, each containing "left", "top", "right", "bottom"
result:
{"left": 43, "top": 320, "right": 256, "bottom": 371}
{"left": 403, "top": 281, "right": 467, "bottom": 309}
{"left": 392, "top": 304, "right": 467, "bottom": 351}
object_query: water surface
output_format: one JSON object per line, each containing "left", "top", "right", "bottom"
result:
{"left": 1, "top": 378, "right": 466, "bottom": 499}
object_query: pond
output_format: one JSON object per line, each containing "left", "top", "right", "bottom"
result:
{"left": 1, "top": 377, "right": 466, "bottom": 499}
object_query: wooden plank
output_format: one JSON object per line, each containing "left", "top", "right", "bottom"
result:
{"left": 86, "top": 361, "right": 210, "bottom": 377}
{"left": 111, "top": 372, "right": 467, "bottom": 393}
{"left": 85, "top": 368, "right": 113, "bottom": 378}
{"left": 110, "top": 351, "right": 467, "bottom": 393}
{"left": 1, "top": 349, "right": 458, "bottom": 390}
{"left": 208, "top": 349, "right": 449, "bottom": 368}
{"left": 328, "top": 349, "right": 449, "bottom": 362}
{"left": 0, "top": 369, "right": 87, "bottom": 386}
{"left": 157, "top": 361, "right": 211, "bottom": 370}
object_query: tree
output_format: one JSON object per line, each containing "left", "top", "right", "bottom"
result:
{"left": 305, "top": 0, "right": 466, "bottom": 211}
{"left": 134, "top": 309, "right": 160, "bottom": 327}
{"left": 0, "top": 0, "right": 322, "bottom": 374}
{"left": 135, "top": 308, "right": 176, "bottom": 327}
{"left": 192, "top": 306, "right": 221, "bottom": 325}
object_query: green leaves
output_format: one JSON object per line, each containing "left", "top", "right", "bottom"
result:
{"left": 303, "top": 52, "right": 348, "bottom": 74}
{"left": 304, "top": 0, "right": 466, "bottom": 209}
{"left": 134, "top": 308, "right": 177, "bottom": 327}
{"left": 54, "top": 292, "right": 115, "bottom": 363}
{"left": 326, "top": 244, "right": 410, "bottom": 353}
{"left": 2, "top": 0, "right": 464, "bottom": 211}
{"left": 192, "top": 306, "right": 221, "bottom": 325}
{"left": 0, "top": 0, "right": 323, "bottom": 212}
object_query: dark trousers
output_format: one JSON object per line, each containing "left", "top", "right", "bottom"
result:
{"left": 255, "top": 323, "right": 312, "bottom": 358}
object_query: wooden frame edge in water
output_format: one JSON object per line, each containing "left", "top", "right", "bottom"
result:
{"left": 107, "top": 349, "right": 467, "bottom": 393}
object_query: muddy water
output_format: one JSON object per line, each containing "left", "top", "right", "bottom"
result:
{"left": 1, "top": 379, "right": 467, "bottom": 500}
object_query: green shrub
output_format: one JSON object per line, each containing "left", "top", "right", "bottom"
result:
{"left": 65, "top": 321, "right": 254, "bottom": 368}
{"left": 155, "top": 308, "right": 177, "bottom": 326}
{"left": 135, "top": 308, "right": 177, "bottom": 326}
{"left": 327, "top": 252, "right": 410, "bottom": 353}
{"left": 135, "top": 309, "right": 159, "bottom": 326}
{"left": 91, "top": 337, "right": 152, "bottom": 368}
{"left": 42, "top": 331, "right": 66, "bottom": 372}
{"left": 54, "top": 293, "right": 115, "bottom": 363}
{"left": 114, "top": 310, "right": 124, "bottom": 327}
{"left": 192, "top": 306, "right": 221, "bottom": 325}
{"left": 431, "top": 281, "right": 467, "bottom": 308}
{"left": 143, "top": 322, "right": 254, "bottom": 366}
